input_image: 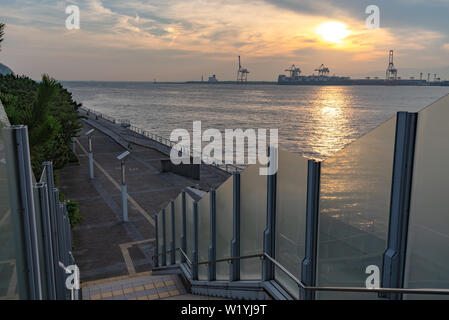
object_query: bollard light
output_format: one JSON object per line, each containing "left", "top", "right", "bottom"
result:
{"left": 86, "top": 129, "right": 95, "bottom": 179}
{"left": 117, "top": 151, "right": 131, "bottom": 222}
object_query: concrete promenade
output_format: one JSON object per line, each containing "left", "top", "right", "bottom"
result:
{"left": 57, "top": 112, "right": 230, "bottom": 285}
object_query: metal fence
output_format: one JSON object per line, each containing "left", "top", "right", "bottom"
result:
{"left": 80, "top": 107, "right": 244, "bottom": 174}
{"left": 1, "top": 125, "right": 77, "bottom": 300}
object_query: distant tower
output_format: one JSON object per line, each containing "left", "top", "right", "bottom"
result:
{"left": 386, "top": 50, "right": 398, "bottom": 81}
{"left": 237, "top": 56, "right": 249, "bottom": 83}
{"left": 420, "top": 72, "right": 423, "bottom": 81}
{"left": 428, "top": 73, "right": 431, "bottom": 82}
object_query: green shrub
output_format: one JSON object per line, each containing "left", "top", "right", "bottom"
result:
{"left": 66, "top": 200, "right": 82, "bottom": 228}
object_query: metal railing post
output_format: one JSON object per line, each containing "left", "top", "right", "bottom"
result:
{"left": 181, "top": 191, "right": 187, "bottom": 263}
{"left": 382, "top": 112, "right": 417, "bottom": 300}
{"left": 35, "top": 182, "right": 57, "bottom": 299}
{"left": 170, "top": 201, "right": 176, "bottom": 265}
{"left": 3, "top": 125, "right": 42, "bottom": 300}
{"left": 301, "top": 160, "right": 321, "bottom": 300}
{"left": 263, "top": 147, "right": 277, "bottom": 281}
{"left": 153, "top": 214, "right": 159, "bottom": 267}
{"left": 208, "top": 189, "right": 217, "bottom": 281}
{"left": 230, "top": 173, "right": 241, "bottom": 281}
{"left": 192, "top": 202, "right": 199, "bottom": 280}
{"left": 43, "top": 162, "right": 64, "bottom": 300}
{"left": 88, "top": 136, "right": 94, "bottom": 180}
{"left": 121, "top": 160, "right": 128, "bottom": 222}
{"left": 53, "top": 189, "right": 66, "bottom": 299}
{"left": 161, "top": 208, "right": 167, "bottom": 267}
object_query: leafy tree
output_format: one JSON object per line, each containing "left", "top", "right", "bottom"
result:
{"left": 0, "top": 74, "right": 83, "bottom": 176}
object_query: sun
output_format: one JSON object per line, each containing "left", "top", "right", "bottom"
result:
{"left": 316, "top": 21, "right": 351, "bottom": 44}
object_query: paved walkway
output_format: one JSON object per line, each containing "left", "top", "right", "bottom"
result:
{"left": 57, "top": 118, "right": 229, "bottom": 285}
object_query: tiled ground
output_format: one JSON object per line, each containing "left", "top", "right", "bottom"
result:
{"left": 81, "top": 271, "right": 187, "bottom": 300}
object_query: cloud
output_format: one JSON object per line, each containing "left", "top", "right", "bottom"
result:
{"left": 1, "top": 0, "right": 449, "bottom": 80}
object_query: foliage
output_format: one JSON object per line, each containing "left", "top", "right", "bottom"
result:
{"left": 0, "top": 74, "right": 83, "bottom": 176}
{"left": 60, "top": 192, "right": 83, "bottom": 228}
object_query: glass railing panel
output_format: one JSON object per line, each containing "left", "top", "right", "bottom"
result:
{"left": 240, "top": 163, "right": 267, "bottom": 280}
{"left": 274, "top": 149, "right": 308, "bottom": 298}
{"left": 164, "top": 202, "right": 172, "bottom": 264}
{"left": 317, "top": 115, "right": 397, "bottom": 299}
{"left": 157, "top": 211, "right": 164, "bottom": 265}
{"left": 174, "top": 193, "right": 182, "bottom": 264}
{"left": 0, "top": 112, "right": 20, "bottom": 299}
{"left": 185, "top": 194, "right": 195, "bottom": 264}
{"left": 198, "top": 192, "right": 211, "bottom": 280}
{"left": 404, "top": 95, "right": 449, "bottom": 300}
{"left": 215, "top": 176, "right": 234, "bottom": 280}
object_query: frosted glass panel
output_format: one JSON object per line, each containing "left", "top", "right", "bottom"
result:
{"left": 216, "top": 176, "right": 234, "bottom": 280}
{"left": 275, "top": 150, "right": 308, "bottom": 298}
{"left": 0, "top": 120, "right": 19, "bottom": 299}
{"left": 404, "top": 95, "right": 449, "bottom": 299}
{"left": 174, "top": 193, "right": 183, "bottom": 264}
{"left": 165, "top": 203, "right": 172, "bottom": 264}
{"left": 157, "top": 211, "right": 164, "bottom": 264}
{"left": 198, "top": 193, "right": 211, "bottom": 280}
{"left": 240, "top": 164, "right": 266, "bottom": 280}
{"left": 185, "top": 194, "right": 195, "bottom": 263}
{"left": 317, "top": 116, "right": 397, "bottom": 299}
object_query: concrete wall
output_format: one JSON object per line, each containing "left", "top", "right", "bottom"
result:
{"left": 160, "top": 159, "right": 200, "bottom": 180}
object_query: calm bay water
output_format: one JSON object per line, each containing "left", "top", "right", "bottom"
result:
{"left": 63, "top": 82, "right": 449, "bottom": 160}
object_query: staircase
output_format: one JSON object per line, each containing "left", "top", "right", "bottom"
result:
{"left": 81, "top": 271, "right": 191, "bottom": 300}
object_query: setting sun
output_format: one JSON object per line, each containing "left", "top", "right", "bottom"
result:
{"left": 316, "top": 21, "right": 351, "bottom": 44}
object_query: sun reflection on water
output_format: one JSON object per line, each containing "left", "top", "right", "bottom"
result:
{"left": 305, "top": 87, "right": 358, "bottom": 161}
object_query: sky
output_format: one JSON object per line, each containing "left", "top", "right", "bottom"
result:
{"left": 1, "top": 0, "right": 449, "bottom": 81}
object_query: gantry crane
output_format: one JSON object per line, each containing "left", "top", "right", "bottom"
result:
{"left": 237, "top": 56, "right": 249, "bottom": 83}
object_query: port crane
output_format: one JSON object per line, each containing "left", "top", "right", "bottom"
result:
{"left": 237, "top": 56, "right": 249, "bottom": 83}
{"left": 386, "top": 50, "right": 398, "bottom": 81}
{"left": 315, "top": 64, "right": 330, "bottom": 77}
{"left": 285, "top": 65, "right": 301, "bottom": 78}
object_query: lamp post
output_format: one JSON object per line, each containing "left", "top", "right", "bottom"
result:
{"left": 117, "top": 151, "right": 131, "bottom": 222}
{"left": 86, "top": 129, "right": 95, "bottom": 180}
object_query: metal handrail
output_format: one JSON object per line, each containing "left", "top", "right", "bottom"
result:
{"left": 154, "top": 247, "right": 449, "bottom": 296}
{"left": 178, "top": 248, "right": 192, "bottom": 267}
{"left": 263, "top": 253, "right": 449, "bottom": 296}
{"left": 197, "top": 253, "right": 263, "bottom": 266}
{"left": 154, "top": 248, "right": 263, "bottom": 266}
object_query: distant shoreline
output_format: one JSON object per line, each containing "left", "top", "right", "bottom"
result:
{"left": 61, "top": 80, "right": 278, "bottom": 85}
{"left": 61, "top": 80, "right": 449, "bottom": 87}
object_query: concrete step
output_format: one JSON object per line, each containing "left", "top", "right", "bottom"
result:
{"left": 81, "top": 271, "right": 190, "bottom": 300}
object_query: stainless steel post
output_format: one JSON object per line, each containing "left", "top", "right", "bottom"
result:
{"left": 88, "top": 136, "right": 94, "bottom": 180}
{"left": 121, "top": 160, "right": 128, "bottom": 222}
